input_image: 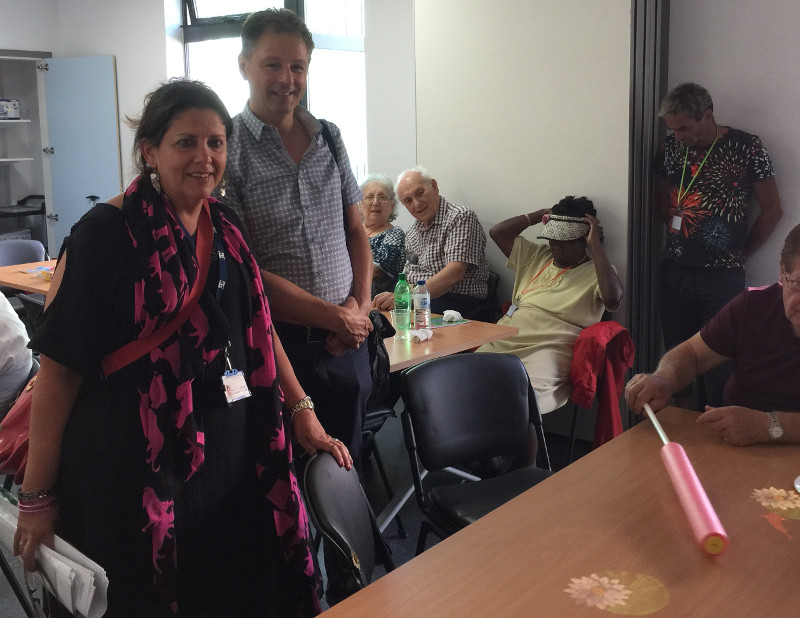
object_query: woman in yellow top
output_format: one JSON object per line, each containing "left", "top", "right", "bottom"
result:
{"left": 477, "top": 196, "right": 624, "bottom": 413}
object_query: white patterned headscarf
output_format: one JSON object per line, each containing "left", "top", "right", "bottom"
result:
{"left": 537, "top": 214, "right": 590, "bottom": 241}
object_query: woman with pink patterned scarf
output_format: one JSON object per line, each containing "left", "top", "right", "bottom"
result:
{"left": 14, "top": 79, "right": 348, "bottom": 617}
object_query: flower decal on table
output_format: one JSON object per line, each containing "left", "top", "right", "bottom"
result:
{"left": 752, "top": 487, "right": 800, "bottom": 512}
{"left": 565, "top": 570, "right": 669, "bottom": 615}
{"left": 565, "top": 573, "right": 632, "bottom": 609}
{"left": 752, "top": 486, "right": 800, "bottom": 537}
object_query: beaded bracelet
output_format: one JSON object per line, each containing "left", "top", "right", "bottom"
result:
{"left": 288, "top": 396, "right": 314, "bottom": 422}
{"left": 18, "top": 495, "right": 58, "bottom": 514}
{"left": 524, "top": 213, "right": 532, "bottom": 226}
{"left": 18, "top": 488, "right": 56, "bottom": 502}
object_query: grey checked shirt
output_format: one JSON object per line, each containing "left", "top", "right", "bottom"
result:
{"left": 223, "top": 105, "right": 362, "bottom": 305}
{"left": 404, "top": 196, "right": 489, "bottom": 299}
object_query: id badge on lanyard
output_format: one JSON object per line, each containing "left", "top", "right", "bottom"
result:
{"left": 221, "top": 342, "right": 251, "bottom": 406}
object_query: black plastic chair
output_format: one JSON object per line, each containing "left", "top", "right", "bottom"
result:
{"left": 361, "top": 371, "right": 406, "bottom": 538}
{"left": 470, "top": 270, "right": 502, "bottom": 323}
{"left": 302, "top": 451, "right": 395, "bottom": 594}
{"left": 400, "top": 353, "right": 553, "bottom": 555}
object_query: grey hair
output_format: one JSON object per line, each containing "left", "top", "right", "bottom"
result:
{"left": 360, "top": 173, "right": 398, "bottom": 221}
{"left": 781, "top": 224, "right": 800, "bottom": 271}
{"left": 240, "top": 8, "right": 314, "bottom": 61}
{"left": 397, "top": 166, "right": 433, "bottom": 189}
{"left": 659, "top": 83, "right": 714, "bottom": 121}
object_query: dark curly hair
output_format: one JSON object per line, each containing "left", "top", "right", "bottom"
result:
{"left": 129, "top": 78, "right": 232, "bottom": 176}
{"left": 551, "top": 195, "right": 596, "bottom": 218}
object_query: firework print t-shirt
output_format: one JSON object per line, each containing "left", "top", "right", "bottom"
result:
{"left": 654, "top": 128, "right": 775, "bottom": 268}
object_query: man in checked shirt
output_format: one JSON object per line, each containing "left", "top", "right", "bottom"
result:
{"left": 223, "top": 9, "right": 373, "bottom": 471}
{"left": 372, "top": 166, "right": 490, "bottom": 317}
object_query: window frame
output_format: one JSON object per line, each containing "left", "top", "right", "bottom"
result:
{"left": 181, "top": 1, "right": 302, "bottom": 44}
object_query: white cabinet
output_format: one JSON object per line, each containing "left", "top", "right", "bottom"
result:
{"left": 0, "top": 50, "right": 121, "bottom": 253}
{"left": 0, "top": 50, "right": 50, "bottom": 246}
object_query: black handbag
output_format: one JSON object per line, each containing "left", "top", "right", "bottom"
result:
{"left": 366, "top": 310, "right": 395, "bottom": 407}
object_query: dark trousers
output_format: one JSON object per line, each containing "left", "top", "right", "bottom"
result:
{"left": 431, "top": 291, "right": 487, "bottom": 319}
{"left": 274, "top": 322, "right": 372, "bottom": 466}
{"left": 658, "top": 260, "right": 745, "bottom": 408}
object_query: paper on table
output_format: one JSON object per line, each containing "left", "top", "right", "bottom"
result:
{"left": 0, "top": 500, "right": 108, "bottom": 617}
{"left": 409, "top": 328, "right": 433, "bottom": 342}
{"left": 429, "top": 316, "right": 469, "bottom": 329}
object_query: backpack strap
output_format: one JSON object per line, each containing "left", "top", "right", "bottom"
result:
{"left": 319, "top": 119, "right": 340, "bottom": 168}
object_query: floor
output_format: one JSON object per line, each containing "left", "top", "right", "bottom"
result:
{"left": 0, "top": 405, "right": 592, "bottom": 617}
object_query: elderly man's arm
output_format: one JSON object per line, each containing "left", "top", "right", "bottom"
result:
{"left": 489, "top": 210, "right": 550, "bottom": 258}
{"left": 625, "top": 333, "right": 728, "bottom": 413}
{"left": 697, "top": 406, "right": 800, "bottom": 446}
{"left": 744, "top": 177, "right": 782, "bottom": 259}
{"left": 425, "top": 261, "right": 468, "bottom": 298}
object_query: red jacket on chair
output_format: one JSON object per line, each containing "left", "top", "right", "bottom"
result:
{"left": 569, "top": 321, "right": 635, "bottom": 448}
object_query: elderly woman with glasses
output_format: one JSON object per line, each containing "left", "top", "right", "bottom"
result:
{"left": 359, "top": 173, "right": 406, "bottom": 297}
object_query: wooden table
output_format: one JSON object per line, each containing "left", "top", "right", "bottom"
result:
{"left": 327, "top": 407, "right": 800, "bottom": 616}
{"left": 0, "top": 260, "right": 56, "bottom": 294}
{"left": 385, "top": 317, "right": 518, "bottom": 372}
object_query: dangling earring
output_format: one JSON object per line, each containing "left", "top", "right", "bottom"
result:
{"left": 149, "top": 167, "right": 161, "bottom": 193}
{"left": 218, "top": 176, "right": 227, "bottom": 197}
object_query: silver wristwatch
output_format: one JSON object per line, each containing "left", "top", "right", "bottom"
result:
{"left": 767, "top": 412, "right": 784, "bottom": 441}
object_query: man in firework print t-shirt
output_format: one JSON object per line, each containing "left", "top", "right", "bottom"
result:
{"left": 654, "top": 82, "right": 783, "bottom": 410}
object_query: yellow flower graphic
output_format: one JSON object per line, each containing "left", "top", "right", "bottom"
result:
{"left": 565, "top": 573, "right": 632, "bottom": 610}
{"left": 752, "top": 487, "right": 800, "bottom": 511}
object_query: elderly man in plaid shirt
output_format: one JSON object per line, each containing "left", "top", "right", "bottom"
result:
{"left": 373, "top": 167, "right": 489, "bottom": 317}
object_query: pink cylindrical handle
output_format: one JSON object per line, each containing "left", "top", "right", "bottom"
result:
{"left": 660, "top": 442, "right": 729, "bottom": 555}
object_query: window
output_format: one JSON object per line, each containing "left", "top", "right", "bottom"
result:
{"left": 182, "top": 0, "right": 366, "bottom": 178}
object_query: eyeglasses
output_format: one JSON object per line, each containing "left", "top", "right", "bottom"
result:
{"left": 362, "top": 194, "right": 390, "bottom": 204}
{"left": 783, "top": 275, "right": 800, "bottom": 292}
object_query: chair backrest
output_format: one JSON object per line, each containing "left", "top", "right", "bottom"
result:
{"left": 401, "top": 353, "right": 550, "bottom": 472}
{"left": 0, "top": 240, "right": 46, "bottom": 267}
{"left": 16, "top": 293, "right": 45, "bottom": 333}
{"left": 301, "top": 452, "right": 392, "bottom": 588}
{"left": 486, "top": 270, "right": 500, "bottom": 305}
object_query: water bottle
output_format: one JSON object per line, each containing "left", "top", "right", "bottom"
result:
{"left": 413, "top": 279, "right": 431, "bottom": 329}
{"left": 393, "top": 274, "right": 411, "bottom": 340}
{"left": 394, "top": 273, "right": 411, "bottom": 311}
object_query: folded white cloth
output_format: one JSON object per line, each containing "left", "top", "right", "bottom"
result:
{"left": 442, "top": 310, "right": 463, "bottom": 323}
{"left": 409, "top": 329, "right": 434, "bottom": 343}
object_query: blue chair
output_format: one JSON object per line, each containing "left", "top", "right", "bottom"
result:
{"left": 0, "top": 239, "right": 46, "bottom": 266}
{"left": 0, "top": 239, "right": 47, "bottom": 321}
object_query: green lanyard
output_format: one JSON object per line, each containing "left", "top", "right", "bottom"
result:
{"left": 677, "top": 128, "right": 719, "bottom": 205}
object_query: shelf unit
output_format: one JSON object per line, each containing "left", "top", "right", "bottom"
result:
{"left": 0, "top": 50, "right": 51, "bottom": 246}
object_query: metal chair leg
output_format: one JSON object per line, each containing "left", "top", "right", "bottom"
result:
{"left": 567, "top": 403, "right": 580, "bottom": 466}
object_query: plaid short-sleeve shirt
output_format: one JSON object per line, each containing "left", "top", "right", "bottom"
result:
{"left": 223, "top": 106, "right": 362, "bottom": 305}
{"left": 404, "top": 196, "right": 489, "bottom": 299}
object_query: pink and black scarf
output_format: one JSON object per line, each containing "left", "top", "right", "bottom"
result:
{"left": 121, "top": 175, "right": 320, "bottom": 614}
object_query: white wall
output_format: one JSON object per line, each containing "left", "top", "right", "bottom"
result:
{"left": 669, "top": 0, "right": 800, "bottom": 286}
{"left": 0, "top": 0, "right": 58, "bottom": 51}
{"left": 413, "top": 0, "right": 631, "bottom": 308}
